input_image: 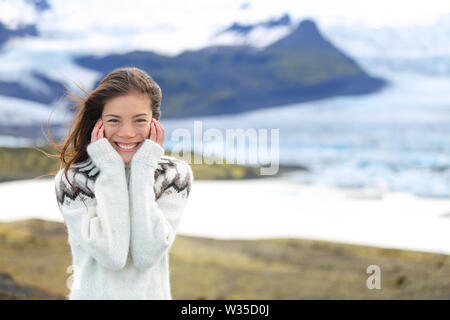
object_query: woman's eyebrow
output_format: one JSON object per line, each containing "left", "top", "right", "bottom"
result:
{"left": 104, "top": 113, "right": 149, "bottom": 118}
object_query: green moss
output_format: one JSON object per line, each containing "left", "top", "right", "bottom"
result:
{"left": 0, "top": 145, "right": 266, "bottom": 182}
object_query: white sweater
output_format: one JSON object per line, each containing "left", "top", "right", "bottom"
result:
{"left": 54, "top": 138, "right": 193, "bottom": 300}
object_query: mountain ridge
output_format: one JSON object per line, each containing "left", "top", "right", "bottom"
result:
{"left": 0, "top": 17, "right": 386, "bottom": 124}
{"left": 0, "top": 22, "right": 38, "bottom": 48}
{"left": 73, "top": 19, "right": 386, "bottom": 118}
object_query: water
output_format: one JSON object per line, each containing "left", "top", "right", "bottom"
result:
{"left": 1, "top": 65, "right": 449, "bottom": 198}
{"left": 162, "top": 68, "right": 450, "bottom": 198}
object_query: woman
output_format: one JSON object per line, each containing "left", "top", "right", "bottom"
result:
{"left": 54, "top": 67, "right": 193, "bottom": 299}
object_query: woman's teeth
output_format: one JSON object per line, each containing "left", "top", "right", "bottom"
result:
{"left": 116, "top": 143, "right": 139, "bottom": 149}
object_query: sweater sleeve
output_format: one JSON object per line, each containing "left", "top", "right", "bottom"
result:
{"left": 54, "top": 138, "right": 130, "bottom": 270}
{"left": 128, "top": 139, "right": 193, "bottom": 269}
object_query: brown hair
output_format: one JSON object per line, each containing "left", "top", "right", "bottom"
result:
{"left": 43, "top": 67, "right": 162, "bottom": 193}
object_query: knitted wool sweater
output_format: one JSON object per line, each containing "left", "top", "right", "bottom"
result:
{"left": 54, "top": 138, "right": 193, "bottom": 300}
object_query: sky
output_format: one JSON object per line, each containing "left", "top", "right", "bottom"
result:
{"left": 1, "top": 0, "right": 450, "bottom": 56}
{"left": 1, "top": 0, "right": 450, "bottom": 28}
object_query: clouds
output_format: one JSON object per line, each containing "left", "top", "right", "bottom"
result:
{"left": 0, "top": 0, "right": 40, "bottom": 28}
{"left": 1, "top": 0, "right": 450, "bottom": 56}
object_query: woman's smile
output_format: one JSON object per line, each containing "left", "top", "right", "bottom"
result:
{"left": 101, "top": 93, "right": 153, "bottom": 163}
{"left": 114, "top": 141, "right": 142, "bottom": 152}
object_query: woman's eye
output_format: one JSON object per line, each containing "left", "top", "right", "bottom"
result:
{"left": 106, "top": 119, "right": 147, "bottom": 123}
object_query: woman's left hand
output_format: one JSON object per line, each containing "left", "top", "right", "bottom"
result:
{"left": 149, "top": 118, "right": 165, "bottom": 150}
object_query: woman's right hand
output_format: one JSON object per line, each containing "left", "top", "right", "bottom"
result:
{"left": 91, "top": 119, "right": 105, "bottom": 143}
{"left": 87, "top": 118, "right": 123, "bottom": 167}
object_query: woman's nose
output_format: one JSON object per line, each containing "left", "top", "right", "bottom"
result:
{"left": 118, "top": 123, "right": 137, "bottom": 137}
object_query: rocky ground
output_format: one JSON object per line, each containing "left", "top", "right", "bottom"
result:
{"left": 0, "top": 219, "right": 448, "bottom": 300}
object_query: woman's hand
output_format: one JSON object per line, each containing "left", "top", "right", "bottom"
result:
{"left": 91, "top": 118, "right": 105, "bottom": 143}
{"left": 149, "top": 118, "right": 165, "bottom": 150}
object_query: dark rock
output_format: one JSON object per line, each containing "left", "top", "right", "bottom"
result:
{"left": 0, "top": 22, "right": 39, "bottom": 48}
{"left": 0, "top": 72, "right": 65, "bottom": 104}
{"left": 26, "top": 0, "right": 51, "bottom": 12}
{"left": 395, "top": 275, "right": 407, "bottom": 286}
{"left": 0, "top": 271, "right": 65, "bottom": 300}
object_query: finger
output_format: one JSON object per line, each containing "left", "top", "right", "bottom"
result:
{"left": 150, "top": 121, "right": 157, "bottom": 141}
{"left": 147, "top": 119, "right": 153, "bottom": 139}
{"left": 160, "top": 122, "right": 165, "bottom": 144}
{"left": 155, "top": 120, "right": 164, "bottom": 147}
{"left": 154, "top": 121, "right": 159, "bottom": 141}
{"left": 154, "top": 120, "right": 161, "bottom": 141}
{"left": 91, "top": 119, "right": 101, "bottom": 142}
{"left": 97, "top": 121, "right": 103, "bottom": 140}
{"left": 99, "top": 124, "right": 104, "bottom": 139}
{"left": 91, "top": 127, "right": 96, "bottom": 143}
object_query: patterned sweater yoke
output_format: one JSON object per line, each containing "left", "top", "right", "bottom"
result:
{"left": 54, "top": 138, "right": 193, "bottom": 300}
{"left": 56, "top": 153, "right": 192, "bottom": 207}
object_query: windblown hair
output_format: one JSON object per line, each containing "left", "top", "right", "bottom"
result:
{"left": 44, "top": 67, "right": 162, "bottom": 193}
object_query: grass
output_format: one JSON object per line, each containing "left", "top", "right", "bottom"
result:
{"left": 0, "top": 144, "right": 284, "bottom": 182}
{"left": 0, "top": 219, "right": 448, "bottom": 300}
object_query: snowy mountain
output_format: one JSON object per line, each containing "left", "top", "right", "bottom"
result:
{"left": 209, "top": 14, "right": 295, "bottom": 48}
{"left": 320, "top": 16, "right": 450, "bottom": 76}
{"left": 1, "top": 1, "right": 448, "bottom": 141}
{"left": 74, "top": 19, "right": 385, "bottom": 119}
{"left": 209, "top": 13, "right": 450, "bottom": 76}
{"left": 0, "top": 7, "right": 385, "bottom": 122}
{"left": 322, "top": 17, "right": 450, "bottom": 59}
{"left": 0, "top": 22, "right": 38, "bottom": 47}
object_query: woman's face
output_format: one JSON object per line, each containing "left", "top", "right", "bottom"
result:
{"left": 101, "top": 93, "right": 153, "bottom": 164}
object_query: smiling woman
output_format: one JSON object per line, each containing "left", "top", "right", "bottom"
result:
{"left": 100, "top": 93, "right": 157, "bottom": 164}
{"left": 47, "top": 67, "right": 194, "bottom": 300}
{"left": 46, "top": 67, "right": 163, "bottom": 172}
